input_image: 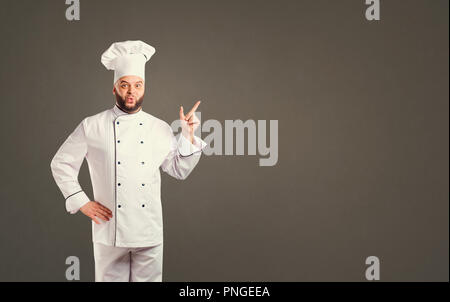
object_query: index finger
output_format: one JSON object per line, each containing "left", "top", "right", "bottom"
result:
{"left": 96, "top": 206, "right": 112, "bottom": 218}
{"left": 185, "top": 101, "right": 201, "bottom": 120}
{"left": 96, "top": 202, "right": 112, "bottom": 215}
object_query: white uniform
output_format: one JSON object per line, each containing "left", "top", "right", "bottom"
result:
{"left": 50, "top": 104, "right": 206, "bottom": 281}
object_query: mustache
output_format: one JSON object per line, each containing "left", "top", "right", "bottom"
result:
{"left": 115, "top": 93, "right": 144, "bottom": 112}
{"left": 122, "top": 95, "right": 138, "bottom": 101}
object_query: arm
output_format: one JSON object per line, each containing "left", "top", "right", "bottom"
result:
{"left": 161, "top": 101, "right": 207, "bottom": 179}
{"left": 50, "top": 119, "right": 90, "bottom": 214}
{"left": 161, "top": 129, "right": 207, "bottom": 180}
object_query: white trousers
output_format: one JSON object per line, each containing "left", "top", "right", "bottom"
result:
{"left": 93, "top": 242, "right": 163, "bottom": 282}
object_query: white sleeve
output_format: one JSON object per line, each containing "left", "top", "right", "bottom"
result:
{"left": 50, "top": 119, "right": 90, "bottom": 214}
{"left": 161, "top": 127, "right": 207, "bottom": 180}
{"left": 177, "top": 132, "right": 208, "bottom": 156}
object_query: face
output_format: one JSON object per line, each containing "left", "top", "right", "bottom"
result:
{"left": 113, "top": 75, "right": 145, "bottom": 113}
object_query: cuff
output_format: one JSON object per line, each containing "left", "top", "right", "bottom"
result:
{"left": 177, "top": 134, "right": 208, "bottom": 156}
{"left": 65, "top": 190, "right": 90, "bottom": 214}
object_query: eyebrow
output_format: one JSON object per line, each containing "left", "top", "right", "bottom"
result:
{"left": 119, "top": 81, "right": 143, "bottom": 84}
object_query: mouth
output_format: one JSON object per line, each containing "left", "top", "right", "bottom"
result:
{"left": 126, "top": 96, "right": 135, "bottom": 102}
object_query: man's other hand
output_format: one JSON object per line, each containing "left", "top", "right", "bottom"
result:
{"left": 80, "top": 201, "right": 113, "bottom": 224}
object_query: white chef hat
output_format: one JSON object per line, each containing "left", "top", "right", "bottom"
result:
{"left": 101, "top": 40, "right": 156, "bottom": 84}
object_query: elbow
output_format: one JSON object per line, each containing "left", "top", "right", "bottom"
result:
{"left": 50, "top": 156, "right": 59, "bottom": 175}
{"left": 50, "top": 157, "right": 56, "bottom": 171}
{"left": 172, "top": 169, "right": 190, "bottom": 180}
{"left": 178, "top": 169, "right": 193, "bottom": 180}
{"left": 176, "top": 173, "right": 188, "bottom": 181}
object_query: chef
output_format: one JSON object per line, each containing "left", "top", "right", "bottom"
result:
{"left": 50, "top": 40, "right": 207, "bottom": 282}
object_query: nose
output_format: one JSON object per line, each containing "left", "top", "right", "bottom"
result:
{"left": 127, "top": 86, "right": 136, "bottom": 95}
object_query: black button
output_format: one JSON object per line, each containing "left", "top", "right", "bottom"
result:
{"left": 142, "top": 183, "right": 145, "bottom": 186}
{"left": 118, "top": 183, "right": 121, "bottom": 186}
{"left": 117, "top": 140, "right": 120, "bottom": 143}
{"left": 141, "top": 161, "right": 145, "bottom": 165}
{"left": 139, "top": 123, "right": 143, "bottom": 125}
{"left": 140, "top": 141, "right": 144, "bottom": 144}
{"left": 142, "top": 204, "right": 145, "bottom": 207}
{"left": 118, "top": 205, "right": 121, "bottom": 208}
{"left": 118, "top": 161, "right": 121, "bottom": 164}
{"left": 117, "top": 122, "right": 119, "bottom": 124}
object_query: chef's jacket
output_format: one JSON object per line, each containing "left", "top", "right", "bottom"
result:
{"left": 50, "top": 104, "right": 207, "bottom": 247}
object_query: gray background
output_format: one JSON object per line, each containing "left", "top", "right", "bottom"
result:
{"left": 0, "top": 0, "right": 448, "bottom": 281}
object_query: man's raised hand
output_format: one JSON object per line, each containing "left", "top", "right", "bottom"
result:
{"left": 179, "top": 100, "right": 201, "bottom": 143}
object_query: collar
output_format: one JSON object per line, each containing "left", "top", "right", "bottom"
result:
{"left": 112, "top": 103, "right": 144, "bottom": 118}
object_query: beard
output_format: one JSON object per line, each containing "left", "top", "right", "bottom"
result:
{"left": 115, "top": 93, "right": 144, "bottom": 113}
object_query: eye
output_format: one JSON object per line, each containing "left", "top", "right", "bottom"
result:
{"left": 136, "top": 84, "right": 142, "bottom": 88}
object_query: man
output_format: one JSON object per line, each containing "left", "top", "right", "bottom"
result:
{"left": 50, "top": 40, "right": 206, "bottom": 282}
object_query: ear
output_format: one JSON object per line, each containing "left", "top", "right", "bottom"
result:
{"left": 112, "top": 86, "right": 116, "bottom": 95}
